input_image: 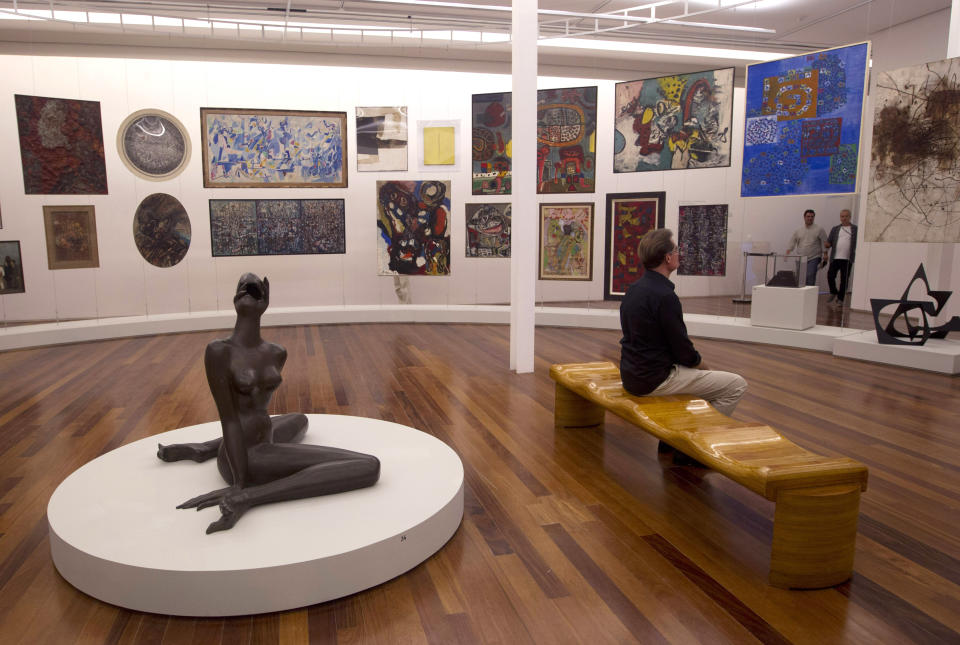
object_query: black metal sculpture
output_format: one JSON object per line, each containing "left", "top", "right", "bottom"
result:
{"left": 870, "top": 264, "right": 960, "bottom": 345}
{"left": 158, "top": 273, "right": 380, "bottom": 533}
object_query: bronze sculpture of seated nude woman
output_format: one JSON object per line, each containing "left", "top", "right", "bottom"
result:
{"left": 158, "top": 273, "right": 380, "bottom": 533}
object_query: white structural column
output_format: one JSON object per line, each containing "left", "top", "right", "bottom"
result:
{"left": 509, "top": 0, "right": 537, "bottom": 372}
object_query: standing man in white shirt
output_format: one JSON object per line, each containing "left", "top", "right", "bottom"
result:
{"left": 785, "top": 209, "right": 829, "bottom": 287}
{"left": 825, "top": 209, "right": 857, "bottom": 307}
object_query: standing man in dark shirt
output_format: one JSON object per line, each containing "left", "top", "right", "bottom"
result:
{"left": 620, "top": 229, "right": 746, "bottom": 416}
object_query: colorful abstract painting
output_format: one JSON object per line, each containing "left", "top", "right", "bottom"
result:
{"left": 539, "top": 203, "right": 593, "bottom": 280}
{"left": 537, "top": 87, "right": 598, "bottom": 194}
{"left": 0, "top": 241, "right": 25, "bottom": 294}
{"left": 465, "top": 203, "right": 511, "bottom": 258}
{"left": 741, "top": 43, "right": 869, "bottom": 197}
{"left": 356, "top": 106, "right": 407, "bottom": 172}
{"left": 201, "top": 108, "right": 347, "bottom": 188}
{"left": 42, "top": 205, "right": 99, "bottom": 270}
{"left": 614, "top": 68, "right": 734, "bottom": 173}
{"left": 15, "top": 94, "right": 108, "bottom": 195}
{"left": 117, "top": 109, "right": 190, "bottom": 181}
{"left": 866, "top": 56, "right": 960, "bottom": 242}
{"left": 133, "top": 194, "right": 191, "bottom": 267}
{"left": 678, "top": 204, "right": 728, "bottom": 276}
{"left": 210, "top": 199, "right": 346, "bottom": 256}
{"left": 377, "top": 181, "right": 451, "bottom": 275}
{"left": 472, "top": 93, "right": 512, "bottom": 195}
{"left": 603, "top": 192, "right": 665, "bottom": 299}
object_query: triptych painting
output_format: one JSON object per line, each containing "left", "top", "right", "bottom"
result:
{"left": 210, "top": 199, "right": 346, "bottom": 256}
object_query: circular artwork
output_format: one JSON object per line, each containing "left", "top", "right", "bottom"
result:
{"left": 133, "top": 193, "right": 191, "bottom": 267}
{"left": 117, "top": 109, "right": 190, "bottom": 181}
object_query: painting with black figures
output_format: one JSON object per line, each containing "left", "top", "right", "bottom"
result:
{"left": 678, "top": 204, "right": 728, "bottom": 276}
{"left": 210, "top": 199, "right": 345, "bottom": 256}
{"left": 866, "top": 55, "right": 960, "bottom": 242}
{"left": 377, "top": 180, "right": 451, "bottom": 276}
{"left": 0, "top": 241, "right": 25, "bottom": 294}
{"left": 465, "top": 203, "right": 511, "bottom": 258}
{"left": 118, "top": 110, "right": 190, "bottom": 181}
{"left": 133, "top": 193, "right": 191, "bottom": 268}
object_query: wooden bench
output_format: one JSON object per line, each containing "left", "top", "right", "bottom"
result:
{"left": 550, "top": 361, "right": 869, "bottom": 589}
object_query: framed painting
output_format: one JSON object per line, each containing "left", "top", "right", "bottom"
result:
{"left": 604, "top": 192, "right": 665, "bottom": 300}
{"left": 866, "top": 55, "right": 960, "bottom": 242}
{"left": 0, "top": 241, "right": 25, "bottom": 294}
{"left": 741, "top": 42, "right": 870, "bottom": 197}
{"left": 210, "top": 199, "right": 345, "bottom": 256}
{"left": 133, "top": 193, "right": 191, "bottom": 267}
{"left": 117, "top": 109, "right": 191, "bottom": 181}
{"left": 678, "top": 204, "right": 728, "bottom": 276}
{"left": 472, "top": 92, "right": 512, "bottom": 195}
{"left": 200, "top": 107, "right": 347, "bottom": 188}
{"left": 377, "top": 180, "right": 451, "bottom": 276}
{"left": 356, "top": 106, "right": 407, "bottom": 172}
{"left": 15, "top": 94, "right": 108, "bottom": 195}
{"left": 42, "top": 205, "right": 99, "bottom": 270}
{"left": 537, "top": 86, "right": 598, "bottom": 194}
{"left": 614, "top": 68, "right": 734, "bottom": 173}
{"left": 465, "top": 203, "right": 511, "bottom": 258}
{"left": 539, "top": 202, "right": 593, "bottom": 281}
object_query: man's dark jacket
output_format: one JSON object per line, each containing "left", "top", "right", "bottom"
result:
{"left": 619, "top": 269, "right": 701, "bottom": 395}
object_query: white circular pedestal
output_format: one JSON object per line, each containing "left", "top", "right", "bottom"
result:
{"left": 48, "top": 414, "right": 464, "bottom": 616}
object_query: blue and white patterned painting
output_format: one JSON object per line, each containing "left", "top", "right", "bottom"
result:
{"left": 740, "top": 43, "right": 869, "bottom": 197}
{"left": 201, "top": 108, "right": 347, "bottom": 188}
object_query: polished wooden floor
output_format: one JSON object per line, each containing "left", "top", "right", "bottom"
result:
{"left": 0, "top": 324, "right": 958, "bottom": 644}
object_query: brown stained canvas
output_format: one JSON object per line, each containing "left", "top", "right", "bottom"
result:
{"left": 15, "top": 94, "right": 108, "bottom": 195}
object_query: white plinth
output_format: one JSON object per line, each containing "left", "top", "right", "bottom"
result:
{"left": 833, "top": 330, "right": 960, "bottom": 374}
{"left": 47, "top": 415, "right": 464, "bottom": 616}
{"left": 750, "top": 285, "right": 818, "bottom": 330}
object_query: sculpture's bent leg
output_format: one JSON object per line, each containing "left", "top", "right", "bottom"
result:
{"left": 271, "top": 413, "right": 308, "bottom": 443}
{"left": 207, "top": 445, "right": 381, "bottom": 533}
{"left": 158, "top": 413, "right": 308, "bottom": 463}
{"left": 157, "top": 438, "right": 221, "bottom": 463}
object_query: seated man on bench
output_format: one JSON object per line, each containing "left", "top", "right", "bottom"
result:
{"left": 620, "top": 228, "right": 747, "bottom": 417}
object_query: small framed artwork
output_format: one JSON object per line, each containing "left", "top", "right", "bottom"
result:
{"left": 604, "top": 191, "right": 665, "bottom": 300}
{"left": 0, "top": 241, "right": 25, "bottom": 294}
{"left": 538, "top": 202, "right": 594, "bottom": 281}
{"left": 200, "top": 107, "right": 348, "bottom": 188}
{"left": 465, "top": 203, "right": 511, "bottom": 258}
{"left": 43, "top": 205, "right": 100, "bottom": 270}
{"left": 356, "top": 106, "right": 407, "bottom": 172}
{"left": 678, "top": 204, "right": 728, "bottom": 276}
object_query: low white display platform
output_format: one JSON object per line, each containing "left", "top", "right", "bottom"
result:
{"left": 832, "top": 330, "right": 960, "bottom": 374}
{"left": 750, "top": 285, "right": 818, "bottom": 330}
{"left": 48, "top": 414, "right": 464, "bottom": 616}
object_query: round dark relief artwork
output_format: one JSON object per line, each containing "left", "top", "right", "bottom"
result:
{"left": 133, "top": 193, "right": 191, "bottom": 267}
{"left": 117, "top": 110, "right": 190, "bottom": 181}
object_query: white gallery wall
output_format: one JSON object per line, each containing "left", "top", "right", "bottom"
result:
{"left": 0, "top": 7, "right": 954, "bottom": 324}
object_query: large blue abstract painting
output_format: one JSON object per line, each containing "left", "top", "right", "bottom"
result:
{"left": 741, "top": 43, "right": 869, "bottom": 197}
{"left": 201, "top": 108, "right": 347, "bottom": 188}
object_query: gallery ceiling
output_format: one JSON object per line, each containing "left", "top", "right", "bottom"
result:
{"left": 0, "top": 1, "right": 951, "bottom": 78}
